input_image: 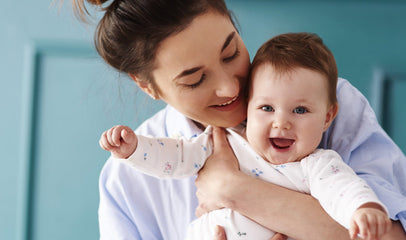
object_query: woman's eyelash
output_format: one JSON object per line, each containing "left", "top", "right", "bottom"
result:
{"left": 186, "top": 47, "right": 239, "bottom": 89}
{"left": 223, "top": 48, "right": 240, "bottom": 63}
{"left": 188, "top": 74, "right": 206, "bottom": 89}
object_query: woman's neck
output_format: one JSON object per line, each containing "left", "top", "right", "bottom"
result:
{"left": 192, "top": 120, "right": 207, "bottom": 131}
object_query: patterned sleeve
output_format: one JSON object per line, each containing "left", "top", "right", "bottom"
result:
{"left": 303, "top": 149, "right": 388, "bottom": 229}
{"left": 117, "top": 127, "right": 213, "bottom": 179}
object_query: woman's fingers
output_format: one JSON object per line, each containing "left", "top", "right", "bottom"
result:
{"left": 211, "top": 126, "right": 228, "bottom": 149}
{"left": 209, "top": 126, "right": 239, "bottom": 170}
{"left": 194, "top": 189, "right": 223, "bottom": 217}
{"left": 270, "top": 233, "right": 288, "bottom": 240}
{"left": 212, "top": 225, "right": 226, "bottom": 240}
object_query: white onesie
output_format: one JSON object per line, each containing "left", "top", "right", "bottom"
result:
{"left": 119, "top": 126, "right": 387, "bottom": 240}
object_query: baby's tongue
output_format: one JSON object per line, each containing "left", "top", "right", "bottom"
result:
{"left": 272, "top": 138, "right": 294, "bottom": 148}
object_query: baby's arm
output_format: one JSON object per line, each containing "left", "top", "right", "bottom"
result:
{"left": 100, "top": 125, "right": 213, "bottom": 179}
{"left": 349, "top": 202, "right": 391, "bottom": 240}
{"left": 99, "top": 125, "right": 138, "bottom": 159}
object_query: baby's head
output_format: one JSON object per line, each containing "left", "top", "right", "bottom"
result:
{"left": 246, "top": 33, "right": 339, "bottom": 165}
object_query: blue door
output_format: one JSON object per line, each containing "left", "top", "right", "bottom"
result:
{"left": 1, "top": 1, "right": 164, "bottom": 239}
{"left": 2, "top": 1, "right": 405, "bottom": 240}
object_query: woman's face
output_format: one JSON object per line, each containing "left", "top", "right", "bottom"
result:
{"left": 149, "top": 11, "right": 250, "bottom": 127}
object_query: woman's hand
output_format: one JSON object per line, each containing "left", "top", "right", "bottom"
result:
{"left": 195, "top": 127, "right": 241, "bottom": 217}
{"left": 212, "top": 225, "right": 288, "bottom": 240}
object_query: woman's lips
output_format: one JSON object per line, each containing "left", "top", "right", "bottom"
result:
{"left": 211, "top": 95, "right": 241, "bottom": 111}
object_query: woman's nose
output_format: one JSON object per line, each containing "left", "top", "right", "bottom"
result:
{"left": 215, "top": 70, "right": 239, "bottom": 97}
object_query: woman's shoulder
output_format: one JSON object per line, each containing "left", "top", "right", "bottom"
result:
{"left": 135, "top": 105, "right": 202, "bottom": 138}
{"left": 135, "top": 105, "right": 171, "bottom": 136}
{"left": 336, "top": 77, "right": 368, "bottom": 105}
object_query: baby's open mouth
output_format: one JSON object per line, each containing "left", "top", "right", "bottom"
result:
{"left": 271, "top": 138, "right": 295, "bottom": 149}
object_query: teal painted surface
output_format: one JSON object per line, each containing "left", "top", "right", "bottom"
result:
{"left": 1, "top": 1, "right": 164, "bottom": 240}
{"left": 372, "top": 71, "right": 406, "bottom": 151}
{"left": 1, "top": 1, "right": 405, "bottom": 240}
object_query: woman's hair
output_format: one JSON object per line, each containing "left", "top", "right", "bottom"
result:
{"left": 250, "top": 32, "right": 338, "bottom": 105}
{"left": 72, "top": 0, "right": 234, "bottom": 88}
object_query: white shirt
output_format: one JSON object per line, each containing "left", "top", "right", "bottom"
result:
{"left": 98, "top": 78, "right": 406, "bottom": 240}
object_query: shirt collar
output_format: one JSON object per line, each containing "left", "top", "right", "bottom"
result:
{"left": 165, "top": 105, "right": 204, "bottom": 139}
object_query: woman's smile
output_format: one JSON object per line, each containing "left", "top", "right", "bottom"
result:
{"left": 211, "top": 94, "right": 241, "bottom": 111}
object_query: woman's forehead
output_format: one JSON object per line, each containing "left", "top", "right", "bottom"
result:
{"left": 152, "top": 11, "right": 237, "bottom": 80}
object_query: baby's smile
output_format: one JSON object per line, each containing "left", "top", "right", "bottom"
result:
{"left": 270, "top": 138, "right": 295, "bottom": 150}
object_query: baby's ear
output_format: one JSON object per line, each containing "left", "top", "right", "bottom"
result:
{"left": 324, "top": 103, "right": 339, "bottom": 131}
{"left": 128, "top": 73, "right": 160, "bottom": 100}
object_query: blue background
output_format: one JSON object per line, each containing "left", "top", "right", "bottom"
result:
{"left": 1, "top": 0, "right": 405, "bottom": 239}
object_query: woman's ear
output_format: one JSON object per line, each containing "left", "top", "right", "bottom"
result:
{"left": 128, "top": 73, "right": 160, "bottom": 100}
{"left": 324, "top": 103, "right": 339, "bottom": 131}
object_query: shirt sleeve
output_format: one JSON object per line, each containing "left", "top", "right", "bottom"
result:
{"left": 320, "top": 78, "right": 406, "bottom": 229}
{"left": 117, "top": 127, "right": 213, "bottom": 179}
{"left": 304, "top": 149, "right": 388, "bottom": 229}
{"left": 98, "top": 106, "right": 201, "bottom": 240}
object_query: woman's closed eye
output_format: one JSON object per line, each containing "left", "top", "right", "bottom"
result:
{"left": 223, "top": 48, "right": 240, "bottom": 63}
{"left": 187, "top": 73, "right": 206, "bottom": 89}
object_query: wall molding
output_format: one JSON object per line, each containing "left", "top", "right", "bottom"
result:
{"left": 371, "top": 67, "right": 406, "bottom": 132}
{"left": 17, "top": 41, "right": 96, "bottom": 240}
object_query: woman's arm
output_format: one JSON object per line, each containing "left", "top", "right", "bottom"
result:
{"left": 195, "top": 127, "right": 405, "bottom": 240}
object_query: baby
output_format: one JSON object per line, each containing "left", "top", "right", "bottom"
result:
{"left": 100, "top": 33, "right": 391, "bottom": 240}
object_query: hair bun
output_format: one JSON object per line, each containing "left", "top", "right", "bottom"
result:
{"left": 72, "top": 0, "right": 111, "bottom": 22}
{"left": 86, "top": 0, "right": 109, "bottom": 6}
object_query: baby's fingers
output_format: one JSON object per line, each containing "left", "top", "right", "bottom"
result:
{"left": 99, "top": 131, "right": 113, "bottom": 150}
{"left": 376, "top": 216, "right": 392, "bottom": 238}
{"left": 121, "top": 127, "right": 136, "bottom": 144}
{"left": 349, "top": 219, "right": 359, "bottom": 239}
{"left": 112, "top": 126, "right": 126, "bottom": 147}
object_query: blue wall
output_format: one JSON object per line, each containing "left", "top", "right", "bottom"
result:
{"left": 1, "top": 1, "right": 405, "bottom": 239}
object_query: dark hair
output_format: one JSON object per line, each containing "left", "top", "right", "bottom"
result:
{"left": 72, "top": 0, "right": 234, "bottom": 90}
{"left": 250, "top": 32, "right": 338, "bottom": 105}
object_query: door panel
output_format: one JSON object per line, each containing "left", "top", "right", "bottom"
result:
{"left": 372, "top": 70, "right": 406, "bottom": 151}
{"left": 22, "top": 42, "right": 164, "bottom": 239}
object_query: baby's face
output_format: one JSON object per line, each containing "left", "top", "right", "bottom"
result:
{"left": 246, "top": 64, "right": 337, "bottom": 165}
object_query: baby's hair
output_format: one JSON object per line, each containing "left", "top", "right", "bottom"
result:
{"left": 251, "top": 33, "right": 338, "bottom": 105}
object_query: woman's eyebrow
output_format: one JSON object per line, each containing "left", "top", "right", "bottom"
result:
{"left": 173, "top": 66, "right": 203, "bottom": 81}
{"left": 221, "top": 32, "right": 236, "bottom": 52}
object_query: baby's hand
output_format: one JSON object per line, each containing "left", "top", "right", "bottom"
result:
{"left": 349, "top": 203, "right": 392, "bottom": 240}
{"left": 99, "top": 125, "right": 138, "bottom": 159}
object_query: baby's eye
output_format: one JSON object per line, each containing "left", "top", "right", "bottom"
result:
{"left": 294, "top": 107, "right": 308, "bottom": 114}
{"left": 261, "top": 105, "right": 274, "bottom": 112}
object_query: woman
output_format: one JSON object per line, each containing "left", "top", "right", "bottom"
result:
{"left": 72, "top": 0, "right": 406, "bottom": 239}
